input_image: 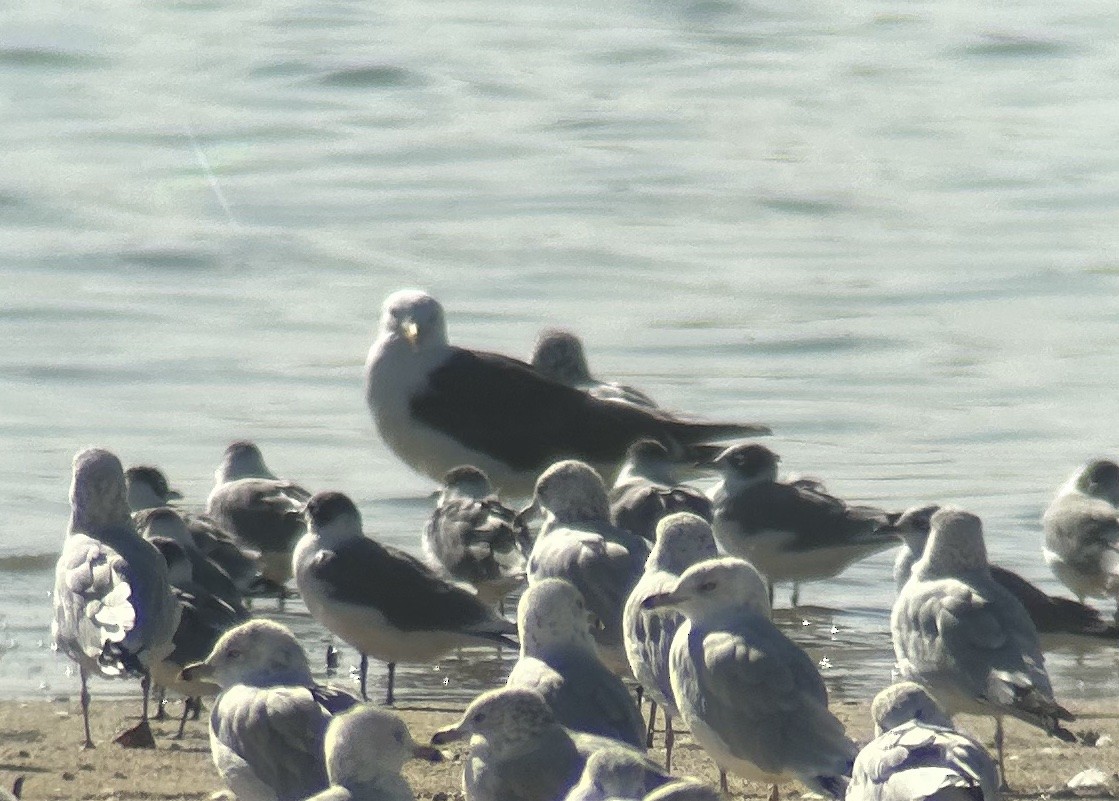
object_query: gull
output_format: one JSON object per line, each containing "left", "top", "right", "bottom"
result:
{"left": 530, "top": 328, "right": 659, "bottom": 410}
{"left": 363, "top": 290, "right": 769, "bottom": 496}
{"left": 609, "top": 440, "right": 713, "bottom": 543}
{"left": 847, "top": 682, "right": 998, "bottom": 801}
{"left": 702, "top": 443, "right": 896, "bottom": 606}
{"left": 423, "top": 465, "right": 528, "bottom": 610}
{"left": 891, "top": 507, "right": 1075, "bottom": 790}
{"left": 893, "top": 504, "right": 1116, "bottom": 640}
{"left": 643, "top": 781, "right": 721, "bottom": 801}
{"left": 135, "top": 506, "right": 245, "bottom": 610}
{"left": 125, "top": 465, "right": 183, "bottom": 510}
{"left": 52, "top": 448, "right": 181, "bottom": 749}
{"left": 507, "top": 578, "right": 645, "bottom": 747}
{"left": 293, "top": 490, "right": 517, "bottom": 705}
{"left": 430, "top": 686, "right": 667, "bottom": 801}
{"left": 563, "top": 747, "right": 652, "bottom": 801}
{"left": 300, "top": 705, "right": 444, "bottom": 801}
{"left": 623, "top": 512, "right": 718, "bottom": 769}
{"left": 1042, "top": 459, "right": 1119, "bottom": 621}
{"left": 180, "top": 619, "right": 360, "bottom": 801}
{"left": 519, "top": 460, "right": 651, "bottom": 675}
{"left": 643, "top": 557, "right": 857, "bottom": 799}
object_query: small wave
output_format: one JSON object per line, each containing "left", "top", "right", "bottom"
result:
{"left": 317, "top": 64, "right": 421, "bottom": 89}
{"left": 0, "top": 554, "right": 57, "bottom": 572}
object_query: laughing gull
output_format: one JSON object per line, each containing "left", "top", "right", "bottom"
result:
{"left": 135, "top": 506, "right": 246, "bottom": 609}
{"left": 520, "top": 460, "right": 651, "bottom": 675}
{"left": 891, "top": 508, "right": 1075, "bottom": 790}
{"left": 52, "top": 448, "right": 181, "bottom": 749}
{"left": 293, "top": 490, "right": 517, "bottom": 705}
{"left": 642, "top": 557, "right": 857, "bottom": 800}
{"left": 180, "top": 619, "right": 360, "bottom": 801}
{"left": 423, "top": 466, "right": 528, "bottom": 610}
{"left": 530, "top": 329, "right": 659, "bottom": 410}
{"left": 507, "top": 578, "right": 645, "bottom": 747}
{"left": 1042, "top": 459, "right": 1119, "bottom": 620}
{"left": 703, "top": 443, "right": 895, "bottom": 606}
{"left": 847, "top": 682, "right": 998, "bottom": 801}
{"left": 623, "top": 512, "right": 719, "bottom": 769}
{"left": 610, "top": 440, "right": 713, "bottom": 544}
{"left": 430, "top": 687, "right": 667, "bottom": 801}
{"left": 125, "top": 465, "right": 183, "bottom": 510}
{"left": 893, "top": 504, "right": 1117, "bottom": 640}
{"left": 363, "top": 290, "right": 769, "bottom": 495}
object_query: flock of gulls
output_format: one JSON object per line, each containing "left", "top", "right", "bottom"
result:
{"left": 48, "top": 288, "right": 1119, "bottom": 801}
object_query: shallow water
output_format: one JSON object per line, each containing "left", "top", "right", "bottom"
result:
{"left": 1, "top": 0, "right": 1117, "bottom": 705}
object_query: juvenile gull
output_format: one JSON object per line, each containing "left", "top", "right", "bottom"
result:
{"left": 363, "top": 290, "right": 769, "bottom": 495}
{"left": 293, "top": 490, "right": 517, "bottom": 704}
{"left": 703, "top": 443, "right": 895, "bottom": 606}
{"left": 643, "top": 557, "right": 857, "bottom": 799}
{"left": 180, "top": 619, "right": 359, "bottom": 801}
{"left": 623, "top": 512, "right": 718, "bottom": 768}
{"left": 430, "top": 686, "right": 667, "bottom": 801}
{"left": 847, "top": 682, "right": 998, "bottom": 801}
{"left": 423, "top": 465, "right": 528, "bottom": 610}
{"left": 136, "top": 506, "right": 246, "bottom": 610}
{"left": 52, "top": 448, "right": 181, "bottom": 749}
{"left": 893, "top": 504, "right": 1116, "bottom": 640}
{"left": 507, "top": 578, "right": 644, "bottom": 747}
{"left": 1042, "top": 459, "right": 1119, "bottom": 620}
{"left": 520, "top": 460, "right": 651, "bottom": 675}
{"left": 891, "top": 507, "right": 1074, "bottom": 789}
{"left": 530, "top": 328, "right": 659, "bottom": 410}
{"left": 610, "top": 440, "right": 713, "bottom": 544}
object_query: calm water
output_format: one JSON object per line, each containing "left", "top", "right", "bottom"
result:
{"left": 1, "top": 0, "right": 1117, "bottom": 706}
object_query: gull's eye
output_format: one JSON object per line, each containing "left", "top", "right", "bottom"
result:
{"left": 393, "top": 729, "right": 405, "bottom": 744}
{"left": 225, "top": 648, "right": 241, "bottom": 660}
{"left": 473, "top": 713, "right": 486, "bottom": 725}
{"left": 698, "top": 581, "right": 717, "bottom": 593}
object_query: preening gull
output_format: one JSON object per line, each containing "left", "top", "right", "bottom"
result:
{"left": 623, "top": 512, "right": 718, "bottom": 768}
{"left": 293, "top": 490, "right": 517, "bottom": 704}
{"left": 180, "top": 619, "right": 359, "bottom": 801}
{"left": 847, "top": 682, "right": 998, "bottom": 801}
{"left": 530, "top": 328, "right": 659, "bottom": 410}
{"left": 363, "top": 290, "right": 769, "bottom": 495}
{"left": 1042, "top": 459, "right": 1119, "bottom": 619}
{"left": 520, "top": 460, "right": 651, "bottom": 675}
{"left": 430, "top": 686, "right": 666, "bottom": 801}
{"left": 643, "top": 557, "right": 857, "bottom": 799}
{"left": 610, "top": 440, "right": 713, "bottom": 544}
{"left": 890, "top": 507, "right": 1074, "bottom": 789}
{"left": 52, "top": 448, "right": 181, "bottom": 749}
{"left": 703, "top": 443, "right": 895, "bottom": 606}
{"left": 423, "top": 465, "right": 528, "bottom": 610}
{"left": 893, "top": 504, "right": 1116, "bottom": 640}
{"left": 507, "top": 578, "right": 644, "bottom": 747}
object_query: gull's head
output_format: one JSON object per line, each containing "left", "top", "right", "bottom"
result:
{"left": 517, "top": 578, "right": 597, "bottom": 656}
{"left": 701, "top": 443, "right": 779, "bottom": 486}
{"left": 569, "top": 748, "right": 649, "bottom": 801}
{"left": 530, "top": 329, "right": 592, "bottom": 386}
{"left": 915, "top": 507, "right": 988, "bottom": 578}
{"left": 134, "top": 506, "right": 193, "bottom": 549}
{"left": 871, "top": 682, "right": 952, "bottom": 735}
{"left": 650, "top": 512, "right": 719, "bottom": 574}
{"left": 642, "top": 557, "right": 770, "bottom": 619}
{"left": 378, "top": 289, "right": 448, "bottom": 352}
{"left": 124, "top": 465, "right": 182, "bottom": 511}
{"left": 150, "top": 536, "right": 194, "bottom": 586}
{"left": 621, "top": 439, "right": 677, "bottom": 485}
{"left": 215, "top": 440, "right": 274, "bottom": 485}
{"left": 304, "top": 491, "right": 364, "bottom": 546}
{"left": 439, "top": 465, "right": 494, "bottom": 503}
{"left": 1075, "top": 459, "right": 1119, "bottom": 506}
{"left": 69, "top": 448, "right": 132, "bottom": 535}
{"left": 430, "top": 687, "right": 557, "bottom": 754}
{"left": 890, "top": 504, "right": 940, "bottom": 555}
{"left": 526, "top": 460, "right": 610, "bottom": 526}
{"left": 180, "top": 619, "right": 312, "bottom": 688}
{"left": 324, "top": 706, "right": 442, "bottom": 787}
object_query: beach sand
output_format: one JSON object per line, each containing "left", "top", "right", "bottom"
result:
{"left": 0, "top": 695, "right": 1116, "bottom": 800}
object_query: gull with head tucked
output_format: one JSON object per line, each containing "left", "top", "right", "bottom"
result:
{"left": 530, "top": 328, "right": 659, "bottom": 410}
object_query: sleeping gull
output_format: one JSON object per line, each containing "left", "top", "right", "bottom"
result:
{"left": 293, "top": 490, "right": 517, "bottom": 704}
{"left": 530, "top": 328, "right": 659, "bottom": 410}
{"left": 180, "top": 619, "right": 360, "bottom": 801}
{"left": 520, "top": 460, "right": 650, "bottom": 675}
{"left": 562, "top": 747, "right": 651, "bottom": 801}
{"left": 507, "top": 578, "right": 644, "bottom": 747}
{"left": 52, "top": 447, "right": 181, "bottom": 749}
{"left": 423, "top": 465, "right": 528, "bottom": 610}
{"left": 893, "top": 504, "right": 1116, "bottom": 640}
{"left": 847, "top": 682, "right": 998, "bottom": 801}
{"left": 610, "top": 440, "right": 712, "bottom": 544}
{"left": 1042, "top": 459, "right": 1119, "bottom": 620}
{"left": 702, "top": 443, "right": 895, "bottom": 606}
{"left": 643, "top": 556, "right": 857, "bottom": 799}
{"left": 890, "top": 507, "right": 1075, "bottom": 789}
{"left": 430, "top": 686, "right": 667, "bottom": 801}
{"left": 623, "top": 512, "right": 718, "bottom": 768}
{"left": 363, "top": 289, "right": 769, "bottom": 495}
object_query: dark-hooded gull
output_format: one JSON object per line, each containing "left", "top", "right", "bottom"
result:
{"left": 125, "top": 465, "right": 183, "bottom": 511}
{"left": 609, "top": 440, "right": 712, "bottom": 544}
{"left": 530, "top": 329, "right": 659, "bottom": 410}
{"left": 363, "top": 290, "right": 769, "bottom": 495}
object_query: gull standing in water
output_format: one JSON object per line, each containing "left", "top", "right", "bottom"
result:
{"left": 364, "top": 290, "right": 769, "bottom": 495}
{"left": 530, "top": 328, "right": 659, "bottom": 410}
{"left": 609, "top": 439, "right": 713, "bottom": 544}
{"left": 52, "top": 448, "right": 181, "bottom": 748}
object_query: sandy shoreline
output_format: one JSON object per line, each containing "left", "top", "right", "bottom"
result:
{"left": 1, "top": 695, "right": 1116, "bottom": 800}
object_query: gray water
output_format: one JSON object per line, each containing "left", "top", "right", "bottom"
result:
{"left": 1, "top": 0, "right": 1117, "bottom": 707}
